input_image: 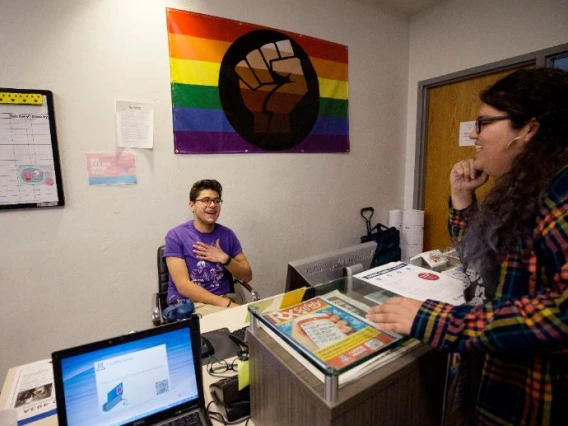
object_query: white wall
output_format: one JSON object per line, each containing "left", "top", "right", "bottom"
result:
{"left": 404, "top": 0, "right": 568, "bottom": 207}
{"left": 0, "top": 0, "right": 410, "bottom": 378}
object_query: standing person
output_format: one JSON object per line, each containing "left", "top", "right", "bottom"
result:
{"left": 367, "top": 68, "right": 568, "bottom": 425}
{"left": 164, "top": 179, "right": 253, "bottom": 315}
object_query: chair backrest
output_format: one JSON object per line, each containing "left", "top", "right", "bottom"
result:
{"left": 157, "top": 245, "right": 169, "bottom": 308}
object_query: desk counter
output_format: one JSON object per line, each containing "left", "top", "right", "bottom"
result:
{"left": 0, "top": 304, "right": 252, "bottom": 426}
{"left": 2, "top": 301, "right": 447, "bottom": 426}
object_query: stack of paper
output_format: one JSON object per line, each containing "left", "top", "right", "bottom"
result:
{"left": 354, "top": 261, "right": 465, "bottom": 305}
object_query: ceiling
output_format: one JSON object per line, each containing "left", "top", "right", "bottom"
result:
{"left": 355, "top": 0, "right": 447, "bottom": 16}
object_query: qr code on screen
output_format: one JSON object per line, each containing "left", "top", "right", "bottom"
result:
{"left": 155, "top": 379, "right": 169, "bottom": 395}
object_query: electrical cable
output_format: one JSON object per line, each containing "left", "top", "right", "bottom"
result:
{"left": 207, "top": 400, "right": 250, "bottom": 425}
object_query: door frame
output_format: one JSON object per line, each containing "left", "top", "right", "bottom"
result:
{"left": 413, "top": 42, "right": 568, "bottom": 210}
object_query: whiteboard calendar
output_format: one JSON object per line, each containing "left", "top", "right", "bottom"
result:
{"left": 0, "top": 89, "right": 65, "bottom": 210}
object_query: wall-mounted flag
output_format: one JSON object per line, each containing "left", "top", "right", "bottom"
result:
{"left": 167, "top": 9, "right": 349, "bottom": 154}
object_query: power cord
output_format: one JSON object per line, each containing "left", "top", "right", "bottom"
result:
{"left": 206, "top": 351, "right": 251, "bottom": 423}
{"left": 206, "top": 400, "right": 251, "bottom": 425}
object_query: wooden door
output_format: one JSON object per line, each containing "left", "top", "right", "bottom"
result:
{"left": 422, "top": 66, "right": 532, "bottom": 251}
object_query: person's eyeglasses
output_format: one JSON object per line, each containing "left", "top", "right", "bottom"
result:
{"left": 206, "top": 355, "right": 244, "bottom": 376}
{"left": 195, "top": 197, "right": 223, "bottom": 206}
{"left": 474, "top": 115, "right": 511, "bottom": 134}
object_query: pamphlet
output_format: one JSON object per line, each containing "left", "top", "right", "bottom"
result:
{"left": 2, "top": 359, "right": 57, "bottom": 424}
{"left": 441, "top": 264, "right": 467, "bottom": 282}
{"left": 355, "top": 261, "right": 465, "bottom": 305}
{"left": 410, "top": 249, "right": 449, "bottom": 268}
{"left": 320, "top": 290, "right": 375, "bottom": 321}
{"left": 258, "top": 323, "right": 421, "bottom": 387}
{"left": 440, "top": 246, "right": 461, "bottom": 262}
{"left": 261, "top": 296, "right": 402, "bottom": 369}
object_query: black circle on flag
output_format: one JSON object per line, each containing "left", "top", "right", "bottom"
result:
{"left": 219, "top": 30, "right": 319, "bottom": 151}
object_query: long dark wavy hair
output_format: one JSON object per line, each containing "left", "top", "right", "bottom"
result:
{"left": 458, "top": 68, "right": 568, "bottom": 299}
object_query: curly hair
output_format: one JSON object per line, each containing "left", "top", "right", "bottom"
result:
{"left": 458, "top": 68, "right": 568, "bottom": 299}
{"left": 189, "top": 179, "right": 223, "bottom": 202}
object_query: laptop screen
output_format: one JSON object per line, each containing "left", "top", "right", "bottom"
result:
{"left": 53, "top": 319, "right": 203, "bottom": 426}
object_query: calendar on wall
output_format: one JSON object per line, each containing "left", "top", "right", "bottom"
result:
{"left": 0, "top": 88, "right": 65, "bottom": 210}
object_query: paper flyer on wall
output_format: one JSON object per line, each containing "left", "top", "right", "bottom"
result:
{"left": 116, "top": 100, "right": 154, "bottom": 149}
{"left": 355, "top": 261, "right": 465, "bottom": 305}
{"left": 2, "top": 359, "right": 57, "bottom": 425}
{"left": 261, "top": 296, "right": 403, "bottom": 370}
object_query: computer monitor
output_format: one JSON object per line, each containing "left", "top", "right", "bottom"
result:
{"left": 285, "top": 241, "right": 377, "bottom": 292}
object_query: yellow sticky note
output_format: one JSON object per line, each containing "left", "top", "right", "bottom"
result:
{"left": 238, "top": 359, "right": 249, "bottom": 391}
{"left": 281, "top": 287, "right": 307, "bottom": 308}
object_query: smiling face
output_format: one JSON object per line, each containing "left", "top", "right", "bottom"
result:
{"left": 470, "top": 103, "right": 527, "bottom": 179}
{"left": 189, "top": 189, "right": 221, "bottom": 232}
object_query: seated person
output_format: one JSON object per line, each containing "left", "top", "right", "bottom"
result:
{"left": 164, "top": 179, "right": 253, "bottom": 315}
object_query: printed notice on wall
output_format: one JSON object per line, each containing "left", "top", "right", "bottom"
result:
{"left": 86, "top": 152, "right": 137, "bottom": 186}
{"left": 116, "top": 100, "right": 153, "bottom": 149}
{"left": 459, "top": 121, "right": 475, "bottom": 146}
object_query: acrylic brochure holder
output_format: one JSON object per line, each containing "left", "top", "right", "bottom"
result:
{"left": 247, "top": 276, "right": 410, "bottom": 402}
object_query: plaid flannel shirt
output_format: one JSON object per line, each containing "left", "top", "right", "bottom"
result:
{"left": 411, "top": 168, "right": 568, "bottom": 425}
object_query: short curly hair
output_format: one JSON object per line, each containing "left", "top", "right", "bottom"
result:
{"left": 189, "top": 179, "right": 223, "bottom": 202}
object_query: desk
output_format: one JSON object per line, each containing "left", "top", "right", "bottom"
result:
{"left": 248, "top": 328, "right": 445, "bottom": 426}
{"left": 200, "top": 304, "right": 253, "bottom": 425}
{"left": 248, "top": 277, "right": 447, "bottom": 426}
{"left": 2, "top": 297, "right": 447, "bottom": 426}
{"left": 0, "top": 304, "right": 253, "bottom": 426}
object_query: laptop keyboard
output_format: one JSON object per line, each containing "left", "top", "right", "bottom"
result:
{"left": 160, "top": 411, "right": 203, "bottom": 426}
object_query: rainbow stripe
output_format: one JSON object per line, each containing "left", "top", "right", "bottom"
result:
{"left": 167, "top": 8, "right": 349, "bottom": 153}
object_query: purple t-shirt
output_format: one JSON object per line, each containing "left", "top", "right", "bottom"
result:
{"left": 164, "top": 221, "right": 243, "bottom": 305}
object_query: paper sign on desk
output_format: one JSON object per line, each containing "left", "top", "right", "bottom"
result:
{"left": 2, "top": 359, "right": 57, "bottom": 425}
{"left": 244, "top": 287, "right": 308, "bottom": 323}
{"left": 355, "top": 262, "right": 465, "bottom": 305}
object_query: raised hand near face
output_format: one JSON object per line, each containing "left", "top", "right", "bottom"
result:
{"left": 450, "top": 159, "right": 489, "bottom": 209}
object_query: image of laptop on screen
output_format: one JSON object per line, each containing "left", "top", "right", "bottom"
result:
{"left": 52, "top": 316, "right": 212, "bottom": 426}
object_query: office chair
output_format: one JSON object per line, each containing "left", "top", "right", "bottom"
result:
{"left": 152, "top": 245, "right": 259, "bottom": 326}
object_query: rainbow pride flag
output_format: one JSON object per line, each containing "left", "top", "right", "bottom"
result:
{"left": 167, "top": 8, "right": 349, "bottom": 153}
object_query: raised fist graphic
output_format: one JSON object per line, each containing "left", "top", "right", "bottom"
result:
{"left": 219, "top": 30, "right": 319, "bottom": 151}
{"left": 234, "top": 40, "right": 308, "bottom": 135}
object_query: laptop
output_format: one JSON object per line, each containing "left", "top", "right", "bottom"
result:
{"left": 52, "top": 316, "right": 212, "bottom": 426}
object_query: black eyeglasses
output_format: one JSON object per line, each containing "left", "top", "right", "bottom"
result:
{"left": 474, "top": 115, "right": 511, "bottom": 134}
{"left": 206, "top": 352, "right": 248, "bottom": 376}
{"left": 195, "top": 197, "right": 223, "bottom": 206}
